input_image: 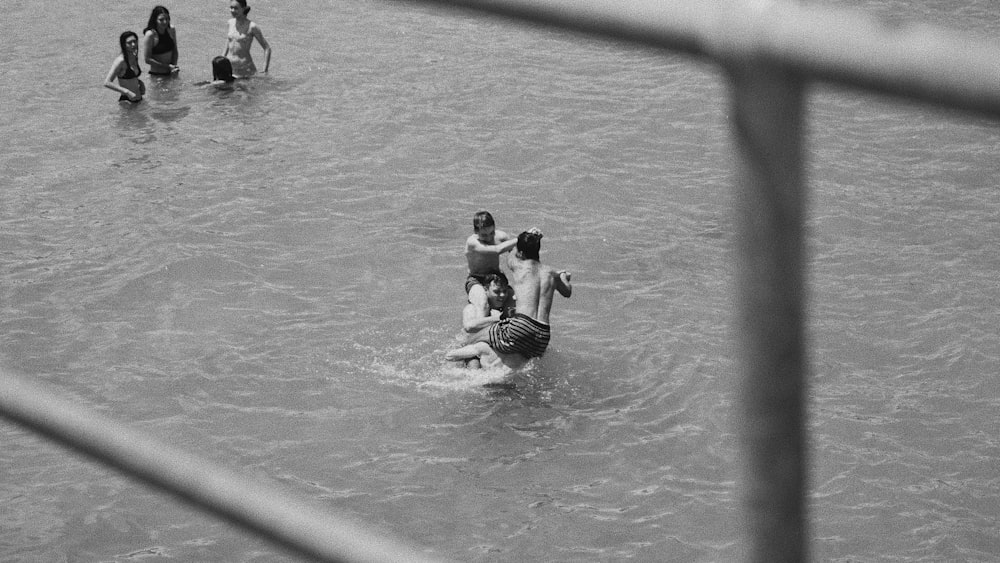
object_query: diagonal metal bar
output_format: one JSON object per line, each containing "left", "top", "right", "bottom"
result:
{"left": 0, "top": 370, "right": 445, "bottom": 563}
{"left": 5, "top": 2, "right": 1000, "bottom": 562}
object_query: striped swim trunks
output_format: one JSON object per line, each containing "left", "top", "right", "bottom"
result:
{"left": 487, "top": 313, "right": 551, "bottom": 358}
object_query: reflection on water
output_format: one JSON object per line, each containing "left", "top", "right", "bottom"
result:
{"left": 115, "top": 104, "right": 155, "bottom": 143}
{"left": 150, "top": 106, "right": 192, "bottom": 123}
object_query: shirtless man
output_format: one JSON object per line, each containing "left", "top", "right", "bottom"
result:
{"left": 459, "top": 273, "right": 516, "bottom": 369}
{"left": 446, "top": 229, "right": 572, "bottom": 367}
{"left": 464, "top": 211, "right": 517, "bottom": 314}
{"left": 223, "top": 0, "right": 271, "bottom": 78}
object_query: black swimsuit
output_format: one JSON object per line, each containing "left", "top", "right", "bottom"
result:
{"left": 151, "top": 29, "right": 175, "bottom": 55}
{"left": 118, "top": 61, "right": 142, "bottom": 101}
{"left": 120, "top": 62, "right": 141, "bottom": 80}
{"left": 148, "top": 29, "right": 176, "bottom": 75}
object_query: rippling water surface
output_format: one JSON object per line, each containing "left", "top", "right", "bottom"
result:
{"left": 2, "top": 0, "right": 999, "bottom": 561}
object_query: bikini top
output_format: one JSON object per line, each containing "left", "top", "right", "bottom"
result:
{"left": 152, "top": 28, "right": 175, "bottom": 55}
{"left": 120, "top": 60, "right": 141, "bottom": 80}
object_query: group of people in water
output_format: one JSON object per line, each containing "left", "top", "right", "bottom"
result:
{"left": 104, "top": 9, "right": 569, "bottom": 372}
{"left": 446, "top": 211, "right": 573, "bottom": 370}
{"left": 104, "top": 1, "right": 272, "bottom": 102}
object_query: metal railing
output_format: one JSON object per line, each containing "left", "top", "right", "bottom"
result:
{"left": 0, "top": 372, "right": 442, "bottom": 563}
{"left": 4, "top": 1, "right": 1000, "bottom": 561}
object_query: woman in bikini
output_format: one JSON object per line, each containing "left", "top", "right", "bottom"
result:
{"left": 103, "top": 31, "right": 145, "bottom": 103}
{"left": 142, "top": 5, "right": 179, "bottom": 76}
{"left": 223, "top": 0, "right": 271, "bottom": 78}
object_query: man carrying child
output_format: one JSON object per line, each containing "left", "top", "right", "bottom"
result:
{"left": 448, "top": 228, "right": 572, "bottom": 368}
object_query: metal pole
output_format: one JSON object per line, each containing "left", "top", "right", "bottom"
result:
{"left": 728, "top": 61, "right": 808, "bottom": 562}
{"left": 0, "top": 370, "right": 444, "bottom": 563}
{"left": 392, "top": 0, "right": 1000, "bottom": 117}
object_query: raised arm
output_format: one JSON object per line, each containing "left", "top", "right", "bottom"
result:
{"left": 555, "top": 270, "right": 572, "bottom": 298}
{"left": 468, "top": 236, "right": 516, "bottom": 257}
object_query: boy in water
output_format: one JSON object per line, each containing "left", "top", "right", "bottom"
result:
{"left": 460, "top": 272, "right": 516, "bottom": 369}
{"left": 464, "top": 211, "right": 517, "bottom": 313}
{"left": 447, "top": 229, "right": 572, "bottom": 369}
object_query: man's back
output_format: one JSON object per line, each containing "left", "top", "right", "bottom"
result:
{"left": 509, "top": 253, "right": 570, "bottom": 325}
{"left": 446, "top": 228, "right": 571, "bottom": 366}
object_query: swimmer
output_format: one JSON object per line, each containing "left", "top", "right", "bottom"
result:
{"left": 446, "top": 229, "right": 572, "bottom": 366}
{"left": 223, "top": 0, "right": 271, "bottom": 78}
{"left": 459, "top": 272, "right": 516, "bottom": 369}
{"left": 464, "top": 211, "right": 517, "bottom": 317}
{"left": 192, "top": 57, "right": 238, "bottom": 90}
{"left": 104, "top": 31, "right": 146, "bottom": 103}
{"left": 209, "top": 56, "right": 236, "bottom": 89}
{"left": 142, "top": 6, "right": 179, "bottom": 76}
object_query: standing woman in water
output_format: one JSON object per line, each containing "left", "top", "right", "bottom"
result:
{"left": 223, "top": 0, "right": 271, "bottom": 78}
{"left": 142, "top": 5, "right": 179, "bottom": 76}
{"left": 103, "top": 31, "right": 145, "bottom": 103}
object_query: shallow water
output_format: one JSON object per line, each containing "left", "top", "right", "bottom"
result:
{"left": 2, "top": 0, "right": 999, "bottom": 561}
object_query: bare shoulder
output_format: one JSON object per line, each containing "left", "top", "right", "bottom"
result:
{"left": 495, "top": 229, "right": 511, "bottom": 241}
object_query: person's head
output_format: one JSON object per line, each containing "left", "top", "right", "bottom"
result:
{"left": 229, "top": 0, "right": 250, "bottom": 17}
{"left": 119, "top": 31, "right": 139, "bottom": 59}
{"left": 483, "top": 273, "right": 510, "bottom": 309}
{"left": 516, "top": 230, "right": 542, "bottom": 260}
{"left": 144, "top": 6, "right": 171, "bottom": 34}
{"left": 473, "top": 211, "right": 496, "bottom": 243}
{"left": 212, "top": 56, "right": 235, "bottom": 82}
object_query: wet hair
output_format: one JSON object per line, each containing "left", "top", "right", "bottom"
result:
{"left": 516, "top": 230, "right": 542, "bottom": 260}
{"left": 119, "top": 31, "right": 139, "bottom": 64}
{"left": 232, "top": 0, "right": 250, "bottom": 15}
{"left": 484, "top": 272, "right": 509, "bottom": 288}
{"left": 212, "top": 56, "right": 235, "bottom": 82}
{"left": 473, "top": 211, "right": 495, "bottom": 233}
{"left": 143, "top": 6, "right": 171, "bottom": 35}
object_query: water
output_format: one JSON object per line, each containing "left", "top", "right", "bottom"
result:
{"left": 2, "top": 0, "right": 998, "bottom": 561}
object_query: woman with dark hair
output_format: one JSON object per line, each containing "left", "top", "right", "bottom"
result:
{"left": 193, "top": 56, "right": 237, "bottom": 90}
{"left": 103, "top": 31, "right": 145, "bottom": 103}
{"left": 142, "top": 5, "right": 179, "bottom": 76}
{"left": 210, "top": 56, "right": 236, "bottom": 89}
{"left": 223, "top": 0, "right": 271, "bottom": 78}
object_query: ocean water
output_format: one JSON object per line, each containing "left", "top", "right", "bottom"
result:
{"left": 1, "top": 0, "right": 998, "bottom": 561}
